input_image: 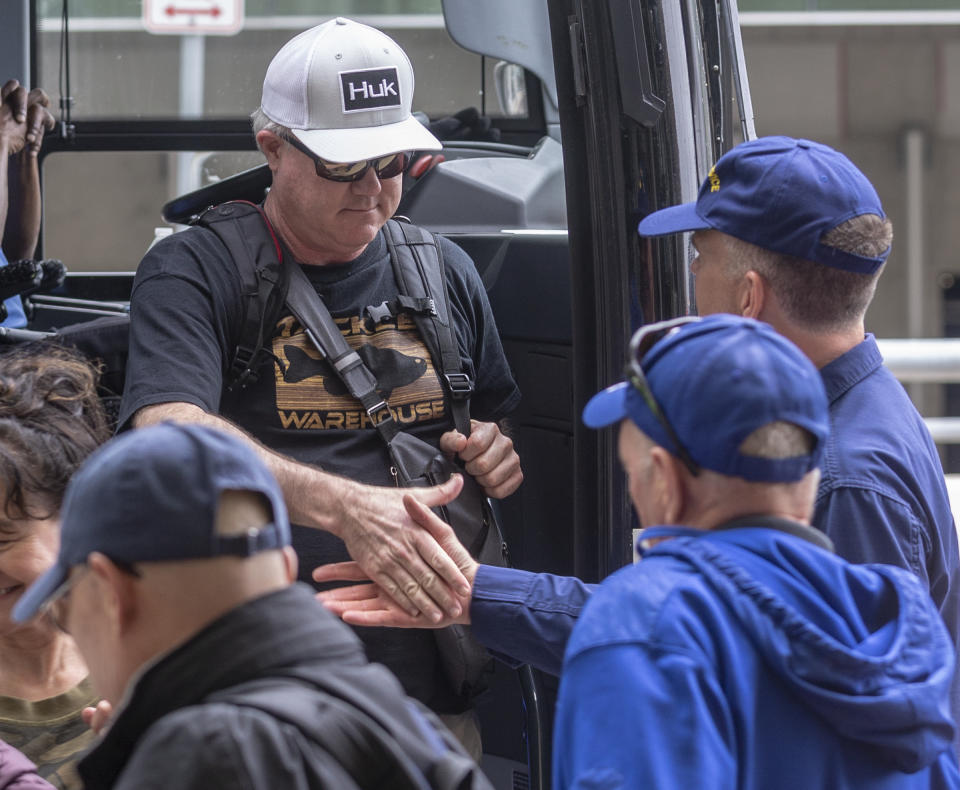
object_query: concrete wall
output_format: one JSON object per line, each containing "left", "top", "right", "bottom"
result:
{"left": 741, "top": 21, "right": 960, "bottom": 423}
{"left": 742, "top": 23, "right": 960, "bottom": 342}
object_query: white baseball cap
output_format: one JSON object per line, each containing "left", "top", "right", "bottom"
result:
{"left": 261, "top": 17, "right": 442, "bottom": 163}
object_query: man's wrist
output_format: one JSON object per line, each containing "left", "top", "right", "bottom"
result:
{"left": 289, "top": 465, "right": 353, "bottom": 539}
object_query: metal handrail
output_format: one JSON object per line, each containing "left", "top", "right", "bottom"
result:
{"left": 876, "top": 338, "right": 960, "bottom": 444}
{"left": 877, "top": 338, "right": 960, "bottom": 383}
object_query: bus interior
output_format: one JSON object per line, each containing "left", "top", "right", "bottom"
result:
{"left": 1, "top": 1, "right": 754, "bottom": 787}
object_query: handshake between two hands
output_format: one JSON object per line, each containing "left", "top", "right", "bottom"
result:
{"left": 313, "top": 491, "right": 478, "bottom": 630}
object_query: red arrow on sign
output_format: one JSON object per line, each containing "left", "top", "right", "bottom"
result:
{"left": 165, "top": 5, "right": 222, "bottom": 16}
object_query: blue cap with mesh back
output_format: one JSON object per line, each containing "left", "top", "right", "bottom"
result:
{"left": 583, "top": 314, "right": 830, "bottom": 483}
{"left": 637, "top": 136, "right": 889, "bottom": 274}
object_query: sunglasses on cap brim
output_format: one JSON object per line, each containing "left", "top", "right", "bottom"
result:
{"left": 625, "top": 315, "right": 702, "bottom": 476}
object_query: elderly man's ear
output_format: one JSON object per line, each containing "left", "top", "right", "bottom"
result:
{"left": 87, "top": 552, "right": 139, "bottom": 636}
{"left": 629, "top": 445, "right": 686, "bottom": 529}
{"left": 282, "top": 546, "right": 298, "bottom": 584}
{"left": 648, "top": 446, "right": 686, "bottom": 526}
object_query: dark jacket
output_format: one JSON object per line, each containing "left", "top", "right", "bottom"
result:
{"left": 78, "top": 584, "right": 489, "bottom": 790}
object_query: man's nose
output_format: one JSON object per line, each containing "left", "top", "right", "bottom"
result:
{"left": 351, "top": 166, "right": 383, "bottom": 195}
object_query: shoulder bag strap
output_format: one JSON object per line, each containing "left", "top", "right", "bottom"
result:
{"left": 283, "top": 262, "right": 401, "bottom": 445}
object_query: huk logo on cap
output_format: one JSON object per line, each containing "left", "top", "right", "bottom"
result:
{"left": 340, "top": 67, "right": 402, "bottom": 114}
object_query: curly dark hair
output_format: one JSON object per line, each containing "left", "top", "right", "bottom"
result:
{"left": 0, "top": 342, "right": 109, "bottom": 520}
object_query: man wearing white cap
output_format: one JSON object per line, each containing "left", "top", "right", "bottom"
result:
{"left": 117, "top": 18, "right": 522, "bottom": 752}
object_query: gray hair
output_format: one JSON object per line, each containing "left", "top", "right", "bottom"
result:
{"left": 250, "top": 107, "right": 292, "bottom": 153}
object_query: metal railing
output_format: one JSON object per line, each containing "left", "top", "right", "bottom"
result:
{"left": 877, "top": 338, "right": 960, "bottom": 444}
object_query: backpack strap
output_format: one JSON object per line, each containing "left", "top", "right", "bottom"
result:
{"left": 381, "top": 219, "right": 473, "bottom": 437}
{"left": 193, "top": 201, "right": 290, "bottom": 393}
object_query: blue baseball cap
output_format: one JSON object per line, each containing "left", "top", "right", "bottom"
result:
{"left": 13, "top": 422, "right": 290, "bottom": 623}
{"left": 637, "top": 136, "right": 889, "bottom": 274}
{"left": 583, "top": 314, "right": 829, "bottom": 482}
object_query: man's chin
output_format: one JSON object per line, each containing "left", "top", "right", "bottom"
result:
{"left": 340, "top": 213, "right": 387, "bottom": 239}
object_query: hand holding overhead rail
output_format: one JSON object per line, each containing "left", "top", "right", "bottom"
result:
{"left": 0, "top": 80, "right": 29, "bottom": 155}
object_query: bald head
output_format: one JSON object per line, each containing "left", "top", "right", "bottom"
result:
{"left": 137, "top": 489, "right": 296, "bottom": 610}
{"left": 67, "top": 490, "right": 297, "bottom": 706}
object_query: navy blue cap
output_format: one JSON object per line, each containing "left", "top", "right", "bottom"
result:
{"left": 638, "top": 136, "right": 889, "bottom": 274}
{"left": 13, "top": 423, "right": 290, "bottom": 623}
{"left": 583, "top": 314, "right": 829, "bottom": 482}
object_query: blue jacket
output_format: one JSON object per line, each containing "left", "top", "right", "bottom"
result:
{"left": 553, "top": 525, "right": 959, "bottom": 790}
{"left": 815, "top": 335, "right": 960, "bottom": 733}
{"left": 472, "top": 565, "right": 592, "bottom": 677}
{"left": 0, "top": 249, "right": 27, "bottom": 328}
{"left": 471, "top": 339, "right": 960, "bottom": 675}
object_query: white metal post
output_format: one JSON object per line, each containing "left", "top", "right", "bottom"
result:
{"left": 904, "top": 127, "right": 926, "bottom": 409}
{"left": 176, "top": 34, "right": 206, "bottom": 198}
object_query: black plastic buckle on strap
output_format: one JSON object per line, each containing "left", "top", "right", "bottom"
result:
{"left": 364, "top": 301, "right": 395, "bottom": 326}
{"left": 403, "top": 296, "right": 437, "bottom": 317}
{"left": 443, "top": 372, "right": 474, "bottom": 400}
{"left": 227, "top": 345, "right": 261, "bottom": 391}
{"left": 364, "top": 297, "right": 437, "bottom": 330}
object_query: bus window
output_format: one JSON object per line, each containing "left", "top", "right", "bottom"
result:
{"left": 34, "top": 2, "right": 534, "bottom": 124}
{"left": 41, "top": 149, "right": 265, "bottom": 272}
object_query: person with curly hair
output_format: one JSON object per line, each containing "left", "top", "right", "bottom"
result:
{"left": 0, "top": 343, "right": 108, "bottom": 789}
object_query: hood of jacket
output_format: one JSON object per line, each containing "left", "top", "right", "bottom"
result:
{"left": 649, "top": 525, "right": 955, "bottom": 772}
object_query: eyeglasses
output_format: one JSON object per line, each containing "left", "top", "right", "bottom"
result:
{"left": 39, "top": 560, "right": 141, "bottom": 634}
{"left": 40, "top": 566, "right": 89, "bottom": 634}
{"left": 626, "top": 316, "right": 703, "bottom": 476}
{"left": 283, "top": 135, "right": 409, "bottom": 182}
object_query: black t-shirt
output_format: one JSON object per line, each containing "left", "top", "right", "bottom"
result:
{"left": 119, "top": 224, "right": 520, "bottom": 712}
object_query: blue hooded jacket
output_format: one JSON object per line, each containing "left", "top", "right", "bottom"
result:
{"left": 553, "top": 526, "right": 959, "bottom": 789}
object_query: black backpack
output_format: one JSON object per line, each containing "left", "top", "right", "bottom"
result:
{"left": 199, "top": 203, "right": 507, "bottom": 700}
{"left": 21, "top": 202, "right": 474, "bottom": 435}
{"left": 198, "top": 201, "right": 474, "bottom": 439}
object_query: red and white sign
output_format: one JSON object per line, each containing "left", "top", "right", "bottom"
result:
{"left": 142, "top": 0, "right": 244, "bottom": 35}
